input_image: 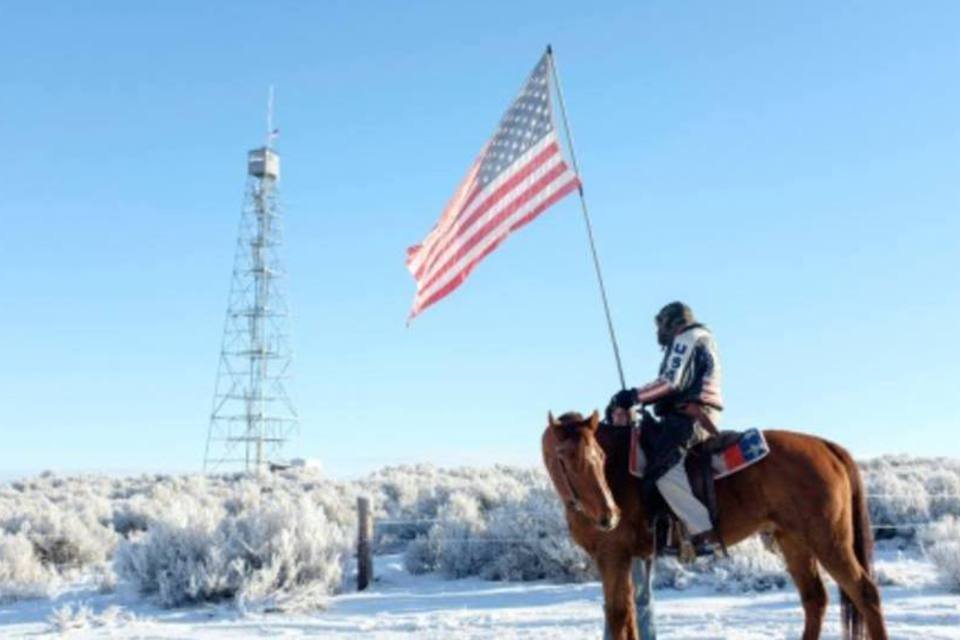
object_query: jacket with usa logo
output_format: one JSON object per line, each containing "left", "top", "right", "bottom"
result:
{"left": 635, "top": 324, "right": 723, "bottom": 410}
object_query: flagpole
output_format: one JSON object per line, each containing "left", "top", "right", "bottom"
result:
{"left": 546, "top": 45, "right": 627, "bottom": 390}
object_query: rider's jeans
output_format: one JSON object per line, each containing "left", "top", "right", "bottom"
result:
{"left": 656, "top": 462, "right": 713, "bottom": 535}
{"left": 655, "top": 408, "right": 721, "bottom": 535}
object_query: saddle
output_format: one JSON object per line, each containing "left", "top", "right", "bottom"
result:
{"left": 629, "top": 418, "right": 770, "bottom": 560}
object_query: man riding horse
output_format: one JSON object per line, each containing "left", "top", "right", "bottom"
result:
{"left": 609, "top": 301, "right": 722, "bottom": 555}
{"left": 547, "top": 301, "right": 887, "bottom": 639}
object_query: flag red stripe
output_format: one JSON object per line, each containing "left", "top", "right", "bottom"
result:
{"left": 417, "top": 159, "right": 571, "bottom": 296}
{"left": 407, "top": 149, "right": 487, "bottom": 271}
{"left": 411, "top": 183, "right": 482, "bottom": 278}
{"left": 411, "top": 175, "right": 579, "bottom": 317}
{"left": 413, "top": 140, "right": 561, "bottom": 281}
{"left": 413, "top": 140, "right": 559, "bottom": 281}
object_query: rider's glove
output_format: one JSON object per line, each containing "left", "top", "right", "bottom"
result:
{"left": 611, "top": 388, "right": 638, "bottom": 410}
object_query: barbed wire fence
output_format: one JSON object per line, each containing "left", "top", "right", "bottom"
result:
{"left": 354, "top": 492, "right": 959, "bottom": 589}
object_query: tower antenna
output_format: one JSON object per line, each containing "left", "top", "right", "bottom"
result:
{"left": 266, "top": 85, "right": 277, "bottom": 149}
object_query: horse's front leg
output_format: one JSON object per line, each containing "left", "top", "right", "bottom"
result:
{"left": 598, "top": 549, "right": 637, "bottom": 640}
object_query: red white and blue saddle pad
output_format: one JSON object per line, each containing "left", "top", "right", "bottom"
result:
{"left": 629, "top": 427, "right": 770, "bottom": 479}
{"left": 711, "top": 428, "right": 770, "bottom": 479}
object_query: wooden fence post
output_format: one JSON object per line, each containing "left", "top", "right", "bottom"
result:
{"left": 357, "top": 496, "right": 373, "bottom": 591}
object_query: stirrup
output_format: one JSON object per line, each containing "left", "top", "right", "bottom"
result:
{"left": 689, "top": 531, "right": 720, "bottom": 558}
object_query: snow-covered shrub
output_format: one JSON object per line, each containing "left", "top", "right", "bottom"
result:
{"left": 93, "top": 563, "right": 118, "bottom": 594}
{"left": 653, "top": 536, "right": 788, "bottom": 592}
{"left": 0, "top": 532, "right": 58, "bottom": 601}
{"left": 48, "top": 602, "right": 94, "bottom": 632}
{"left": 48, "top": 603, "right": 135, "bottom": 633}
{"left": 709, "top": 536, "right": 788, "bottom": 592}
{"left": 0, "top": 453, "right": 957, "bottom": 602}
{"left": 921, "top": 516, "right": 960, "bottom": 591}
{"left": 405, "top": 493, "right": 488, "bottom": 577}
{"left": 0, "top": 491, "right": 116, "bottom": 570}
{"left": 926, "top": 471, "right": 960, "bottom": 521}
{"left": 402, "top": 535, "right": 440, "bottom": 575}
{"left": 222, "top": 494, "right": 352, "bottom": 610}
{"left": 405, "top": 481, "right": 591, "bottom": 582}
{"left": 116, "top": 491, "right": 350, "bottom": 610}
{"left": 862, "top": 457, "right": 960, "bottom": 540}
{"left": 873, "top": 549, "right": 939, "bottom": 588}
{"left": 361, "top": 464, "right": 537, "bottom": 552}
{"left": 1, "top": 467, "right": 357, "bottom": 606}
{"left": 111, "top": 474, "right": 233, "bottom": 536}
{"left": 865, "top": 465, "right": 930, "bottom": 532}
{"left": 115, "top": 515, "right": 225, "bottom": 606}
{"left": 0, "top": 475, "right": 118, "bottom": 601}
{"left": 475, "top": 487, "right": 592, "bottom": 582}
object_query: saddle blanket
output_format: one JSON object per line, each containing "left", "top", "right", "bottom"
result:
{"left": 630, "top": 427, "right": 770, "bottom": 479}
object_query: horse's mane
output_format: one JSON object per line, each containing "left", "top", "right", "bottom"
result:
{"left": 557, "top": 411, "right": 584, "bottom": 424}
{"left": 551, "top": 412, "right": 632, "bottom": 479}
{"left": 596, "top": 422, "right": 631, "bottom": 463}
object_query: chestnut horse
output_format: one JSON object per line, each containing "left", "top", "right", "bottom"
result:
{"left": 542, "top": 410, "right": 887, "bottom": 640}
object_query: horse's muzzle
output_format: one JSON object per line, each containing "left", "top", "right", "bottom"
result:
{"left": 597, "top": 511, "right": 620, "bottom": 532}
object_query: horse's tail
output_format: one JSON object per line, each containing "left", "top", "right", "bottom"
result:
{"left": 826, "top": 440, "right": 874, "bottom": 640}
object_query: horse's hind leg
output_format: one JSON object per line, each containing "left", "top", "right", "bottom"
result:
{"left": 811, "top": 543, "right": 887, "bottom": 640}
{"left": 597, "top": 550, "right": 638, "bottom": 640}
{"left": 775, "top": 532, "right": 827, "bottom": 640}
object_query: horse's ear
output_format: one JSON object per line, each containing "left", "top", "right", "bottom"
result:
{"left": 548, "top": 411, "right": 558, "bottom": 428}
{"left": 587, "top": 410, "right": 600, "bottom": 432}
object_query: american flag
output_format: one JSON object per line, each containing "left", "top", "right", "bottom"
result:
{"left": 406, "top": 53, "right": 581, "bottom": 320}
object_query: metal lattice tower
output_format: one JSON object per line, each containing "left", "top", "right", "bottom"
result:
{"left": 204, "top": 91, "right": 298, "bottom": 474}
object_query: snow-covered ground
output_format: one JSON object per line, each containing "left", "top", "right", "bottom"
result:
{"left": 2, "top": 551, "right": 957, "bottom": 639}
{"left": 1, "top": 460, "right": 957, "bottom": 637}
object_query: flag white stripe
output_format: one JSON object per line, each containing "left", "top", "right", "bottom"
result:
{"left": 414, "top": 152, "right": 566, "bottom": 298}
{"left": 409, "top": 134, "right": 558, "bottom": 276}
{"left": 415, "top": 147, "right": 566, "bottom": 289}
{"left": 406, "top": 148, "right": 487, "bottom": 274}
{"left": 415, "top": 168, "right": 579, "bottom": 305}
{"left": 414, "top": 170, "right": 578, "bottom": 308}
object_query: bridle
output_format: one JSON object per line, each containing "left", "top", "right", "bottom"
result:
{"left": 555, "top": 453, "right": 584, "bottom": 514}
{"left": 554, "top": 441, "right": 616, "bottom": 522}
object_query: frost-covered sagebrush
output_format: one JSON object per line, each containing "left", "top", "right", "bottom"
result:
{"left": 0, "top": 475, "right": 117, "bottom": 571}
{"left": 116, "top": 482, "right": 351, "bottom": 610}
{"left": 0, "top": 531, "right": 58, "bottom": 601}
{"left": 359, "top": 464, "right": 540, "bottom": 552}
{"left": 862, "top": 456, "right": 960, "bottom": 538}
{"left": 480, "top": 487, "right": 594, "bottom": 581}
{"left": 403, "top": 477, "right": 592, "bottom": 582}
{"left": 922, "top": 516, "right": 960, "bottom": 591}
{"left": 0, "top": 454, "right": 957, "bottom": 603}
{"left": 47, "top": 603, "right": 135, "bottom": 633}
{"left": 653, "top": 536, "right": 788, "bottom": 592}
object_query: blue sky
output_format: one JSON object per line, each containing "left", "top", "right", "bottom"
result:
{"left": 2, "top": 2, "right": 958, "bottom": 478}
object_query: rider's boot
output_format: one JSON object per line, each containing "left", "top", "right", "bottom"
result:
{"left": 690, "top": 529, "right": 720, "bottom": 557}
